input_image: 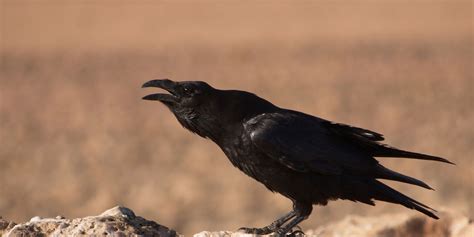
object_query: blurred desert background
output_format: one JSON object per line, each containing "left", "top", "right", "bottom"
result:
{"left": 0, "top": 0, "right": 472, "bottom": 235}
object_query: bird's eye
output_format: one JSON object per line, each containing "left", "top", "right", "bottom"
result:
{"left": 182, "top": 86, "right": 193, "bottom": 95}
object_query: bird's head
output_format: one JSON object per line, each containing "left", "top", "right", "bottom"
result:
{"left": 142, "top": 79, "right": 220, "bottom": 139}
{"left": 142, "top": 79, "right": 215, "bottom": 109}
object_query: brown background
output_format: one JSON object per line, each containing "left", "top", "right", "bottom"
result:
{"left": 1, "top": 0, "right": 472, "bottom": 235}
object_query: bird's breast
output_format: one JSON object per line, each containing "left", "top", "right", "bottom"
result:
{"left": 219, "top": 134, "right": 278, "bottom": 183}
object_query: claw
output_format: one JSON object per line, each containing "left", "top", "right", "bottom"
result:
{"left": 288, "top": 229, "right": 305, "bottom": 237}
{"left": 274, "top": 225, "right": 305, "bottom": 236}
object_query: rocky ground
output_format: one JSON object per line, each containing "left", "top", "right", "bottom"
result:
{"left": 0, "top": 206, "right": 178, "bottom": 237}
{"left": 1, "top": 207, "right": 471, "bottom": 237}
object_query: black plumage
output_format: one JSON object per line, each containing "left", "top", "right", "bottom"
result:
{"left": 142, "top": 79, "right": 453, "bottom": 235}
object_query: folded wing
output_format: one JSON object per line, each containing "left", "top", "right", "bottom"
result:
{"left": 244, "top": 111, "right": 447, "bottom": 189}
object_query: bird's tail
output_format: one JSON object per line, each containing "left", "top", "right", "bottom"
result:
{"left": 374, "top": 164, "right": 433, "bottom": 190}
{"left": 372, "top": 145, "right": 454, "bottom": 164}
{"left": 372, "top": 180, "right": 439, "bottom": 219}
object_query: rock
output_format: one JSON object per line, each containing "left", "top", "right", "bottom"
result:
{"left": 1, "top": 207, "right": 471, "bottom": 237}
{"left": 0, "top": 217, "right": 16, "bottom": 235}
{"left": 196, "top": 210, "right": 473, "bottom": 237}
{"left": 1, "top": 206, "right": 179, "bottom": 237}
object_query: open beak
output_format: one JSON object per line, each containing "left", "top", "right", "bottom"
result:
{"left": 142, "top": 79, "right": 179, "bottom": 104}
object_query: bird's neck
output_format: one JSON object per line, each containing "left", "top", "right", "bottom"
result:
{"left": 173, "top": 90, "right": 278, "bottom": 144}
{"left": 183, "top": 91, "right": 278, "bottom": 144}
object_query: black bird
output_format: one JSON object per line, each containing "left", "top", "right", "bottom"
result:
{"left": 142, "top": 79, "right": 453, "bottom": 235}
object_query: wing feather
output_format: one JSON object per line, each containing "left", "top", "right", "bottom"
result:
{"left": 245, "top": 112, "right": 377, "bottom": 175}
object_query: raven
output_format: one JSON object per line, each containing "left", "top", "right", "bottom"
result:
{"left": 142, "top": 79, "right": 453, "bottom": 235}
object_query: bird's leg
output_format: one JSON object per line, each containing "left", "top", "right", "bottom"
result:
{"left": 238, "top": 210, "right": 296, "bottom": 234}
{"left": 275, "top": 202, "right": 312, "bottom": 236}
{"left": 263, "top": 210, "right": 297, "bottom": 231}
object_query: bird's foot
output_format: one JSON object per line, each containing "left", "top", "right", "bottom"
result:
{"left": 238, "top": 226, "right": 304, "bottom": 236}
{"left": 275, "top": 225, "right": 305, "bottom": 236}
{"left": 287, "top": 229, "right": 305, "bottom": 237}
{"left": 238, "top": 226, "right": 274, "bottom": 235}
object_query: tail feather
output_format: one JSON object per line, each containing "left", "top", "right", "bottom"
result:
{"left": 373, "top": 180, "right": 439, "bottom": 219}
{"left": 374, "top": 164, "right": 434, "bottom": 190}
{"left": 373, "top": 145, "right": 454, "bottom": 164}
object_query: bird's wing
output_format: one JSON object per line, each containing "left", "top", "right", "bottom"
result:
{"left": 244, "top": 112, "right": 378, "bottom": 174}
{"left": 323, "top": 121, "right": 384, "bottom": 141}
